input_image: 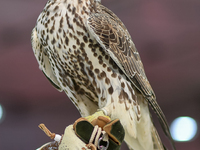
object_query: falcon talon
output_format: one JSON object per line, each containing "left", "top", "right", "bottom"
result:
{"left": 85, "top": 111, "right": 111, "bottom": 125}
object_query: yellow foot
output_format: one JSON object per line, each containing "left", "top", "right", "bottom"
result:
{"left": 85, "top": 110, "right": 111, "bottom": 129}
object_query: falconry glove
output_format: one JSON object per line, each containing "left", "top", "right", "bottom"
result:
{"left": 37, "top": 116, "right": 125, "bottom": 150}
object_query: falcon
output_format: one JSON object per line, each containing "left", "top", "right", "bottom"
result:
{"left": 31, "top": 0, "right": 176, "bottom": 149}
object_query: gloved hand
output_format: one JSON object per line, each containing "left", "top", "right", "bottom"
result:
{"left": 37, "top": 115, "right": 125, "bottom": 150}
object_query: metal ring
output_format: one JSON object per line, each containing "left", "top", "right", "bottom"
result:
{"left": 97, "top": 137, "right": 109, "bottom": 150}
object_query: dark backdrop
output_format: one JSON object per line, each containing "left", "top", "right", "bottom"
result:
{"left": 0, "top": 0, "right": 200, "bottom": 149}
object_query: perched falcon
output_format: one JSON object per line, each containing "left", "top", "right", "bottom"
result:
{"left": 31, "top": 0, "right": 176, "bottom": 150}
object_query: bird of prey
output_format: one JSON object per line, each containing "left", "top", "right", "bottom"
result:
{"left": 31, "top": 0, "right": 176, "bottom": 149}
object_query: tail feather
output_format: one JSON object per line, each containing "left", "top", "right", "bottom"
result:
{"left": 148, "top": 96, "right": 176, "bottom": 150}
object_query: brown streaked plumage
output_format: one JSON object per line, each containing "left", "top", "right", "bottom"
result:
{"left": 31, "top": 0, "right": 175, "bottom": 150}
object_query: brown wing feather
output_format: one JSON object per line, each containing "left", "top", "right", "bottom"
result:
{"left": 87, "top": 3, "right": 175, "bottom": 150}
{"left": 88, "top": 4, "right": 153, "bottom": 97}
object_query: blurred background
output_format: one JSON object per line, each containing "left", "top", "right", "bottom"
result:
{"left": 0, "top": 0, "right": 200, "bottom": 149}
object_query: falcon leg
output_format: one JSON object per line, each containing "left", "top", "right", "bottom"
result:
{"left": 85, "top": 110, "right": 111, "bottom": 123}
